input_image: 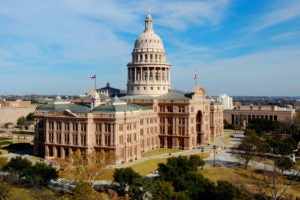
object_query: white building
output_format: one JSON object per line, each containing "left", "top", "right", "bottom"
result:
{"left": 218, "top": 94, "right": 233, "bottom": 109}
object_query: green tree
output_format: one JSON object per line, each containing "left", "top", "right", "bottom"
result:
{"left": 274, "top": 157, "right": 294, "bottom": 173}
{"left": 215, "top": 181, "right": 243, "bottom": 200}
{"left": 150, "top": 180, "right": 177, "bottom": 200}
{"left": 23, "top": 162, "right": 58, "bottom": 186}
{"left": 158, "top": 155, "right": 203, "bottom": 184}
{"left": 224, "top": 119, "right": 234, "bottom": 129}
{"left": 236, "top": 136, "right": 258, "bottom": 168}
{"left": 17, "top": 116, "right": 26, "bottom": 127}
{"left": 247, "top": 118, "right": 279, "bottom": 134}
{"left": 26, "top": 112, "right": 34, "bottom": 121}
{"left": 113, "top": 168, "right": 141, "bottom": 194}
{"left": 3, "top": 156, "right": 32, "bottom": 174}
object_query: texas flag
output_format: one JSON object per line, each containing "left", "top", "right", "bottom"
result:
{"left": 90, "top": 74, "right": 96, "bottom": 79}
{"left": 193, "top": 71, "right": 196, "bottom": 80}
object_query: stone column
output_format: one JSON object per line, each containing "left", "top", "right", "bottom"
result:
{"left": 61, "top": 122, "right": 65, "bottom": 145}
{"left": 53, "top": 121, "right": 57, "bottom": 143}
{"left": 78, "top": 123, "right": 82, "bottom": 145}
{"left": 69, "top": 122, "right": 73, "bottom": 145}
{"left": 45, "top": 120, "right": 49, "bottom": 143}
{"left": 61, "top": 147, "right": 65, "bottom": 159}
{"left": 53, "top": 146, "right": 57, "bottom": 157}
{"left": 101, "top": 123, "right": 105, "bottom": 146}
{"left": 45, "top": 145, "right": 49, "bottom": 158}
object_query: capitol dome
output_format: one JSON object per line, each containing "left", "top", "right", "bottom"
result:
{"left": 133, "top": 13, "right": 165, "bottom": 52}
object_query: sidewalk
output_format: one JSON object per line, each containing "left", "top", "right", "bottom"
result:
{"left": 113, "top": 134, "right": 228, "bottom": 168}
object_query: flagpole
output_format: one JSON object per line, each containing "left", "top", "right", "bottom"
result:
{"left": 194, "top": 70, "right": 197, "bottom": 86}
{"left": 94, "top": 75, "right": 96, "bottom": 91}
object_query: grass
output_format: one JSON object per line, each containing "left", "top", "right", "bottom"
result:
{"left": 131, "top": 158, "right": 168, "bottom": 176}
{"left": 221, "top": 134, "right": 232, "bottom": 147}
{"left": 0, "top": 140, "right": 13, "bottom": 147}
{"left": 131, "top": 153, "right": 211, "bottom": 176}
{"left": 141, "top": 149, "right": 184, "bottom": 157}
{"left": 200, "top": 166, "right": 300, "bottom": 199}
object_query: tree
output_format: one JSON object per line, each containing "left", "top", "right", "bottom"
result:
{"left": 0, "top": 180, "right": 10, "bottom": 200}
{"left": 3, "top": 156, "right": 32, "bottom": 175}
{"left": 158, "top": 155, "right": 204, "bottom": 184}
{"left": 247, "top": 118, "right": 279, "bottom": 134}
{"left": 72, "top": 181, "right": 107, "bottom": 200}
{"left": 59, "top": 150, "right": 114, "bottom": 182}
{"left": 0, "top": 157, "right": 8, "bottom": 170}
{"left": 150, "top": 180, "right": 177, "bottom": 200}
{"left": 274, "top": 157, "right": 294, "bottom": 174}
{"left": 22, "top": 162, "right": 58, "bottom": 187}
{"left": 16, "top": 116, "right": 26, "bottom": 127}
{"left": 215, "top": 181, "right": 244, "bottom": 200}
{"left": 26, "top": 112, "right": 34, "bottom": 121}
{"left": 113, "top": 168, "right": 141, "bottom": 195}
{"left": 224, "top": 119, "right": 234, "bottom": 129}
{"left": 236, "top": 134, "right": 262, "bottom": 168}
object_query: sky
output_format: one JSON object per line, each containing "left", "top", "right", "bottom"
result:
{"left": 0, "top": 0, "right": 300, "bottom": 96}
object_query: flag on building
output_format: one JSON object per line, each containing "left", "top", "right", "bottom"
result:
{"left": 91, "top": 74, "right": 96, "bottom": 79}
{"left": 193, "top": 71, "right": 196, "bottom": 80}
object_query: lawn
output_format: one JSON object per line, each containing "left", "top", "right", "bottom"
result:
{"left": 131, "top": 153, "right": 211, "bottom": 176}
{"left": 0, "top": 140, "right": 13, "bottom": 147}
{"left": 221, "top": 134, "right": 233, "bottom": 147}
{"left": 130, "top": 158, "right": 168, "bottom": 176}
{"left": 200, "top": 166, "right": 300, "bottom": 199}
{"left": 141, "top": 148, "right": 184, "bottom": 157}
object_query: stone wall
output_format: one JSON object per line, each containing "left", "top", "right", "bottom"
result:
{"left": 0, "top": 106, "right": 37, "bottom": 125}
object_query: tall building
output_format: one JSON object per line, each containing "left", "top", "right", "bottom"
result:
{"left": 218, "top": 94, "right": 233, "bottom": 109}
{"left": 34, "top": 12, "right": 223, "bottom": 164}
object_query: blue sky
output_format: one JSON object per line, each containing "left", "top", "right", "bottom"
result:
{"left": 0, "top": 0, "right": 300, "bottom": 96}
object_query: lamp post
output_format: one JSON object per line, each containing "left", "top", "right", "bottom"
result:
{"left": 200, "top": 146, "right": 204, "bottom": 160}
{"left": 213, "top": 145, "right": 217, "bottom": 167}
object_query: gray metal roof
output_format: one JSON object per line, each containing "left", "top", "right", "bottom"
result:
{"left": 36, "top": 103, "right": 90, "bottom": 113}
{"left": 92, "top": 97, "right": 151, "bottom": 113}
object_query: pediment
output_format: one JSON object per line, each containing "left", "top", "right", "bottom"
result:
{"left": 191, "top": 86, "right": 207, "bottom": 96}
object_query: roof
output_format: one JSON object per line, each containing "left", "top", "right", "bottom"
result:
{"left": 133, "top": 12, "right": 165, "bottom": 52}
{"left": 121, "top": 90, "right": 192, "bottom": 100}
{"left": 99, "top": 82, "right": 120, "bottom": 92}
{"left": 92, "top": 97, "right": 151, "bottom": 113}
{"left": 155, "top": 91, "right": 192, "bottom": 100}
{"left": 36, "top": 103, "right": 90, "bottom": 113}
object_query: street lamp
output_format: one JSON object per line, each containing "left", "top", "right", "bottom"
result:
{"left": 213, "top": 145, "right": 217, "bottom": 167}
{"left": 200, "top": 146, "right": 204, "bottom": 159}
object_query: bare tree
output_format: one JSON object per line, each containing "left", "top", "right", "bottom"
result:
{"left": 252, "top": 157, "right": 300, "bottom": 200}
{"left": 59, "top": 150, "right": 115, "bottom": 182}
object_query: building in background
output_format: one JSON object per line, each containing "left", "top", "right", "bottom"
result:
{"left": 34, "top": 12, "right": 223, "bottom": 164}
{"left": 224, "top": 105, "right": 296, "bottom": 129}
{"left": 0, "top": 100, "right": 36, "bottom": 126}
{"left": 217, "top": 94, "right": 233, "bottom": 110}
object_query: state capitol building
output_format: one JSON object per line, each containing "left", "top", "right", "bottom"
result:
{"left": 34, "top": 12, "right": 224, "bottom": 164}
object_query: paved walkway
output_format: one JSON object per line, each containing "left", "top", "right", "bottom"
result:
{"left": 113, "top": 132, "right": 232, "bottom": 169}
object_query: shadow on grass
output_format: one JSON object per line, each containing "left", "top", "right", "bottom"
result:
{"left": 2, "top": 143, "right": 33, "bottom": 155}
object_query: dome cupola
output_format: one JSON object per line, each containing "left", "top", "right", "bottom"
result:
{"left": 127, "top": 11, "right": 171, "bottom": 96}
{"left": 133, "top": 11, "right": 165, "bottom": 52}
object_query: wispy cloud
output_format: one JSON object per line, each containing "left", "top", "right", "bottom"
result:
{"left": 151, "top": 0, "right": 230, "bottom": 30}
{"left": 247, "top": 0, "right": 300, "bottom": 32}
